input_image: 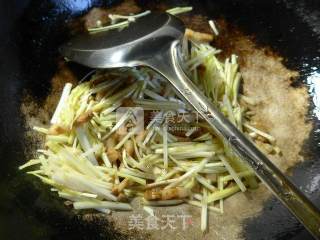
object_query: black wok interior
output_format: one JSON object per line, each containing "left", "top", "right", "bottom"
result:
{"left": 0, "top": 0, "right": 320, "bottom": 239}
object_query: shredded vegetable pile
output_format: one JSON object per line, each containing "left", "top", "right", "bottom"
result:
{"left": 20, "top": 7, "right": 280, "bottom": 232}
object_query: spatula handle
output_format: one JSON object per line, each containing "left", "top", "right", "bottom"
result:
{"left": 147, "top": 41, "right": 320, "bottom": 239}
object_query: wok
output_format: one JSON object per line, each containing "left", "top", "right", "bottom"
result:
{"left": 0, "top": 0, "right": 319, "bottom": 239}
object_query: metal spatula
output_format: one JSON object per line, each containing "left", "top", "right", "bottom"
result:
{"left": 60, "top": 13, "right": 320, "bottom": 238}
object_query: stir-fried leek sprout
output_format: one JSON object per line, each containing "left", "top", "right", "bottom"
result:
{"left": 21, "top": 6, "right": 280, "bottom": 233}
